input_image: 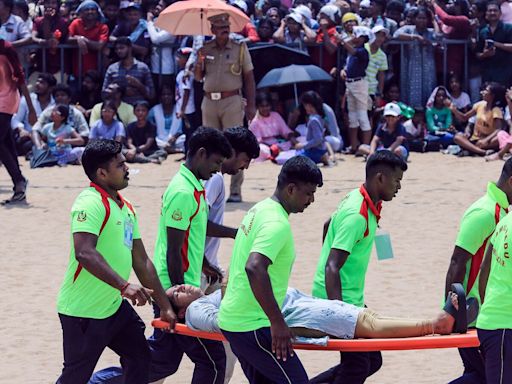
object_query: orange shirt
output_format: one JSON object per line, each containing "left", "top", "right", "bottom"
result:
{"left": 68, "top": 18, "right": 109, "bottom": 75}
{"left": 0, "top": 56, "right": 20, "bottom": 115}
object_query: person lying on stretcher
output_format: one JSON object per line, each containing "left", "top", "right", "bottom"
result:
{"left": 172, "top": 282, "right": 478, "bottom": 339}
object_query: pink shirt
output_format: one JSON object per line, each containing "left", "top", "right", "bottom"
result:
{"left": 501, "top": 2, "right": 512, "bottom": 24}
{"left": 0, "top": 56, "right": 20, "bottom": 115}
{"left": 249, "top": 111, "right": 292, "bottom": 145}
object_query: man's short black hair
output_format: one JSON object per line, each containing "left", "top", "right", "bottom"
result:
{"left": 366, "top": 150, "right": 408, "bottom": 178}
{"left": 501, "top": 157, "right": 512, "bottom": 180}
{"left": 38, "top": 72, "right": 57, "bottom": 88}
{"left": 52, "top": 84, "right": 72, "bottom": 99}
{"left": 224, "top": 127, "right": 260, "bottom": 159}
{"left": 114, "top": 36, "right": 132, "bottom": 48}
{"left": 82, "top": 139, "right": 123, "bottom": 181}
{"left": 0, "top": 0, "right": 14, "bottom": 12}
{"left": 277, "top": 155, "right": 323, "bottom": 189}
{"left": 188, "top": 127, "right": 233, "bottom": 159}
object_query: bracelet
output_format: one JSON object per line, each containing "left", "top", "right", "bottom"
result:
{"left": 120, "top": 282, "right": 130, "bottom": 295}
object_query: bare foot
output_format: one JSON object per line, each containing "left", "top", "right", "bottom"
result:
{"left": 433, "top": 292, "right": 458, "bottom": 335}
{"left": 485, "top": 153, "right": 502, "bottom": 162}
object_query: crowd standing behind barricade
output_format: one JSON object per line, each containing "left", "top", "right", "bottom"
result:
{"left": 2, "top": 0, "right": 512, "bottom": 181}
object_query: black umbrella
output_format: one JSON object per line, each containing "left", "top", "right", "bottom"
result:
{"left": 248, "top": 43, "right": 312, "bottom": 84}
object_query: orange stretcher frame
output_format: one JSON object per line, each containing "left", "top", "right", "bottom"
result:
{"left": 151, "top": 320, "right": 480, "bottom": 352}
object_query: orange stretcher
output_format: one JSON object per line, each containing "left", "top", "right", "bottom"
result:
{"left": 151, "top": 320, "right": 480, "bottom": 352}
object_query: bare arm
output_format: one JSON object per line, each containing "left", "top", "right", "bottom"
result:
{"left": 166, "top": 227, "right": 186, "bottom": 285}
{"left": 206, "top": 220, "right": 237, "bottom": 239}
{"left": 445, "top": 246, "right": 473, "bottom": 298}
{"left": 479, "top": 244, "right": 493, "bottom": 304}
{"left": 322, "top": 218, "right": 331, "bottom": 243}
{"left": 369, "top": 135, "right": 380, "bottom": 154}
{"left": 449, "top": 105, "right": 476, "bottom": 122}
{"left": 246, "top": 252, "right": 294, "bottom": 360}
{"left": 325, "top": 248, "right": 349, "bottom": 301}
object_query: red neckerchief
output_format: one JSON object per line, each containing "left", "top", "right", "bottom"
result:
{"left": 359, "top": 184, "right": 382, "bottom": 222}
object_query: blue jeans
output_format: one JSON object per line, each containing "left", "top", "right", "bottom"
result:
{"left": 425, "top": 133, "right": 455, "bottom": 148}
{"left": 302, "top": 147, "right": 327, "bottom": 164}
{"left": 478, "top": 328, "right": 512, "bottom": 384}
{"left": 222, "top": 327, "right": 309, "bottom": 384}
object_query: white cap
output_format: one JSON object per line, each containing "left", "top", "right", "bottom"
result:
{"left": 318, "top": 4, "right": 341, "bottom": 23}
{"left": 383, "top": 102, "right": 401, "bottom": 117}
{"left": 287, "top": 11, "right": 304, "bottom": 24}
{"left": 372, "top": 25, "right": 389, "bottom": 36}
{"left": 230, "top": 0, "right": 248, "bottom": 13}
{"left": 360, "top": 0, "right": 371, "bottom": 8}
{"left": 294, "top": 4, "right": 312, "bottom": 20}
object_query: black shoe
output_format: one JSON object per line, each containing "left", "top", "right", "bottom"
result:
{"left": 227, "top": 194, "right": 242, "bottom": 203}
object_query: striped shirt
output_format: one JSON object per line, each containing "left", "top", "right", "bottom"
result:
{"left": 364, "top": 43, "right": 388, "bottom": 96}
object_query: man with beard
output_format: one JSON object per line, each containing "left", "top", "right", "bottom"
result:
{"left": 55, "top": 139, "right": 176, "bottom": 384}
{"left": 102, "top": 37, "right": 154, "bottom": 105}
{"left": 311, "top": 150, "right": 408, "bottom": 384}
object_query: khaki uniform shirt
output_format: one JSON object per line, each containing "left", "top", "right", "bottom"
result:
{"left": 201, "top": 39, "right": 254, "bottom": 93}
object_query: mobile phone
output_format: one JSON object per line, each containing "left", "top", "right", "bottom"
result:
{"left": 486, "top": 39, "right": 495, "bottom": 49}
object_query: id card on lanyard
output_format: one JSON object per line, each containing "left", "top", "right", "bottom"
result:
{"left": 124, "top": 217, "right": 134, "bottom": 249}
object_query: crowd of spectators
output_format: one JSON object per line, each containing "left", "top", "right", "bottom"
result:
{"left": 3, "top": 0, "right": 512, "bottom": 168}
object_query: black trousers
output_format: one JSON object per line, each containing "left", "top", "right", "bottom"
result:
{"left": 310, "top": 351, "right": 383, "bottom": 384}
{"left": 56, "top": 300, "right": 150, "bottom": 384}
{"left": 0, "top": 113, "right": 24, "bottom": 186}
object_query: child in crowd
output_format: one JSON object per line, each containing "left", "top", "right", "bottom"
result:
{"left": 125, "top": 101, "right": 168, "bottom": 164}
{"left": 447, "top": 73, "right": 471, "bottom": 132}
{"left": 294, "top": 91, "right": 332, "bottom": 166}
{"left": 403, "top": 107, "right": 427, "bottom": 152}
{"left": 89, "top": 100, "right": 125, "bottom": 142}
{"left": 39, "top": 104, "right": 84, "bottom": 165}
{"left": 175, "top": 48, "right": 199, "bottom": 155}
{"left": 425, "top": 86, "right": 455, "bottom": 150}
{"left": 450, "top": 82, "right": 505, "bottom": 156}
{"left": 149, "top": 85, "right": 185, "bottom": 155}
{"left": 358, "top": 102, "right": 408, "bottom": 160}
{"left": 250, "top": 92, "right": 297, "bottom": 161}
{"left": 486, "top": 87, "right": 512, "bottom": 161}
{"left": 340, "top": 26, "right": 372, "bottom": 154}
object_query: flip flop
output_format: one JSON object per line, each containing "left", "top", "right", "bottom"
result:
{"left": 443, "top": 283, "right": 467, "bottom": 334}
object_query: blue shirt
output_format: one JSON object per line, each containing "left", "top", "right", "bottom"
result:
{"left": 90, "top": 119, "right": 125, "bottom": 140}
{"left": 346, "top": 47, "right": 369, "bottom": 79}
{"left": 375, "top": 122, "right": 408, "bottom": 149}
{"left": 304, "top": 114, "right": 326, "bottom": 150}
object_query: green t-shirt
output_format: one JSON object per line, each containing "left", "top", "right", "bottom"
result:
{"left": 218, "top": 198, "right": 295, "bottom": 332}
{"left": 476, "top": 212, "right": 512, "bottom": 330}
{"left": 455, "top": 182, "right": 508, "bottom": 303}
{"left": 153, "top": 164, "right": 208, "bottom": 289}
{"left": 312, "top": 186, "right": 380, "bottom": 307}
{"left": 57, "top": 184, "right": 140, "bottom": 319}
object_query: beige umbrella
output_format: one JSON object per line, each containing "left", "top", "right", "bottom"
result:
{"left": 155, "top": 0, "right": 250, "bottom": 36}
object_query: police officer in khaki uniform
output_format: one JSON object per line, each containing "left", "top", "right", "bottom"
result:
{"left": 194, "top": 12, "right": 256, "bottom": 202}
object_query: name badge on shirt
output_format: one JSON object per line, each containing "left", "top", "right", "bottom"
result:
{"left": 375, "top": 229, "right": 394, "bottom": 260}
{"left": 124, "top": 218, "right": 134, "bottom": 249}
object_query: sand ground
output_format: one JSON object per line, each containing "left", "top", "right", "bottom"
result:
{"left": 0, "top": 152, "right": 499, "bottom": 383}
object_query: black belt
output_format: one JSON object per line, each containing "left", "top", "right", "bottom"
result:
{"left": 346, "top": 77, "right": 364, "bottom": 83}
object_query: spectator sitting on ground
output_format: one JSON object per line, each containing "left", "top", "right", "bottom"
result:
{"left": 358, "top": 102, "right": 409, "bottom": 160}
{"left": 486, "top": 87, "right": 512, "bottom": 161}
{"left": 0, "top": 0, "right": 31, "bottom": 47}
{"left": 110, "top": 2, "right": 150, "bottom": 61}
{"left": 256, "top": 17, "right": 275, "bottom": 43}
{"left": 125, "top": 100, "right": 168, "bottom": 164}
{"left": 403, "top": 107, "right": 427, "bottom": 152}
{"left": 103, "top": 36, "right": 155, "bottom": 106}
{"left": 32, "top": 84, "right": 90, "bottom": 146}
{"left": 447, "top": 72, "right": 471, "bottom": 131}
{"left": 450, "top": 82, "right": 506, "bottom": 156}
{"left": 73, "top": 70, "right": 102, "bottom": 121}
{"left": 148, "top": 85, "right": 185, "bottom": 154}
{"left": 11, "top": 72, "right": 56, "bottom": 156}
{"left": 90, "top": 81, "right": 136, "bottom": 128}
{"left": 67, "top": 0, "right": 109, "bottom": 77}
{"left": 89, "top": 100, "right": 125, "bottom": 143}
{"left": 36, "top": 104, "right": 85, "bottom": 165}
{"left": 31, "top": 0, "right": 69, "bottom": 81}
{"left": 250, "top": 92, "right": 298, "bottom": 161}
{"left": 425, "top": 86, "right": 456, "bottom": 150}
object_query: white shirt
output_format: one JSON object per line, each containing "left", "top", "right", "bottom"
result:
{"left": 451, "top": 92, "right": 471, "bottom": 110}
{"left": 175, "top": 69, "right": 195, "bottom": 114}
{"left": 147, "top": 20, "right": 176, "bottom": 75}
{"left": 12, "top": 93, "right": 55, "bottom": 132}
{"left": 0, "top": 14, "right": 30, "bottom": 43}
{"left": 204, "top": 172, "right": 226, "bottom": 268}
